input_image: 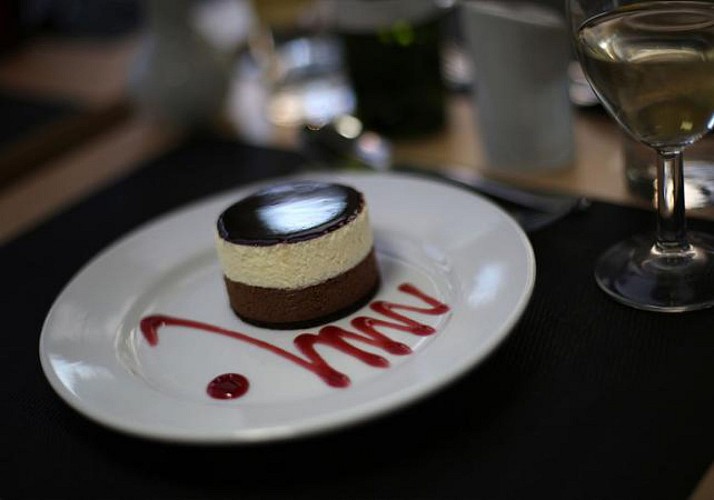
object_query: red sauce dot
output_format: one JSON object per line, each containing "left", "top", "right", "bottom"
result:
{"left": 207, "top": 373, "right": 249, "bottom": 399}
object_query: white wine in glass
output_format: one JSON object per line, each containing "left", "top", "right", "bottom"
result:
{"left": 569, "top": 0, "right": 714, "bottom": 311}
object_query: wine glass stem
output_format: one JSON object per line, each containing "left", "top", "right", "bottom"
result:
{"left": 655, "top": 149, "right": 689, "bottom": 252}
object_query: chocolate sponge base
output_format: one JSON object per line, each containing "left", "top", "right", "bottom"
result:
{"left": 223, "top": 249, "right": 380, "bottom": 330}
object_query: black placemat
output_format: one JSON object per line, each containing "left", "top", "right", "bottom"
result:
{"left": 2, "top": 136, "right": 713, "bottom": 500}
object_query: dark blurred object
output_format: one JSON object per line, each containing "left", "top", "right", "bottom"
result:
{"left": 0, "top": 1, "right": 23, "bottom": 53}
{"left": 334, "top": 1, "right": 450, "bottom": 138}
{"left": 16, "top": 0, "right": 141, "bottom": 39}
{"left": 0, "top": 90, "right": 77, "bottom": 148}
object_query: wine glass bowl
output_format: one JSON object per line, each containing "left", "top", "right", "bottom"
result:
{"left": 569, "top": 0, "right": 714, "bottom": 311}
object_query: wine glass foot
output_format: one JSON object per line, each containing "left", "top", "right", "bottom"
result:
{"left": 595, "top": 231, "right": 714, "bottom": 312}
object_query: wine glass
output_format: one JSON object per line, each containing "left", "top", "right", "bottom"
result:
{"left": 568, "top": 0, "right": 714, "bottom": 312}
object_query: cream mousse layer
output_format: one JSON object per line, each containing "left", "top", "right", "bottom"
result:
{"left": 215, "top": 207, "right": 374, "bottom": 290}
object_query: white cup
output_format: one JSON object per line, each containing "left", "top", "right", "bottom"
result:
{"left": 460, "top": 1, "right": 575, "bottom": 171}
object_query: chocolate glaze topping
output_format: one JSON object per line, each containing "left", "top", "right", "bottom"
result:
{"left": 217, "top": 181, "right": 364, "bottom": 245}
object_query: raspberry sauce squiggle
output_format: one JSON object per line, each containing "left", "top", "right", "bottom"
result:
{"left": 140, "top": 283, "right": 449, "bottom": 399}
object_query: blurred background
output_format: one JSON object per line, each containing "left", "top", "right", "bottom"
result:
{"left": 0, "top": 0, "right": 573, "bottom": 148}
{"left": 4, "top": 0, "right": 713, "bottom": 244}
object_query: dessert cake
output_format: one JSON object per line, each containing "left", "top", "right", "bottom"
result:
{"left": 215, "top": 180, "right": 380, "bottom": 329}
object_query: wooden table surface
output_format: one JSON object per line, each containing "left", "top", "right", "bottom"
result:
{"left": 0, "top": 33, "right": 711, "bottom": 499}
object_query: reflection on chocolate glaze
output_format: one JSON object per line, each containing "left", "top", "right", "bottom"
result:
{"left": 217, "top": 181, "right": 364, "bottom": 246}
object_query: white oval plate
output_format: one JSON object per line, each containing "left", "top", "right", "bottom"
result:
{"left": 39, "top": 172, "right": 535, "bottom": 444}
